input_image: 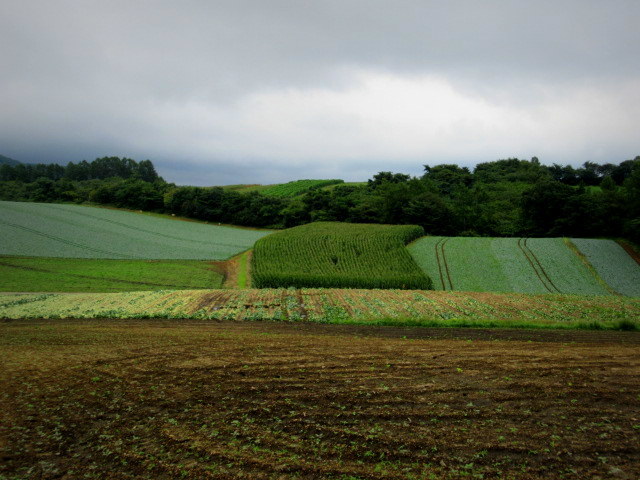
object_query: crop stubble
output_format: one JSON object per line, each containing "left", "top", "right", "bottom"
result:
{"left": 1, "top": 321, "right": 639, "bottom": 479}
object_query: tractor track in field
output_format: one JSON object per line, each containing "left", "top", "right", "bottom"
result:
{"left": 517, "top": 238, "right": 560, "bottom": 293}
{"left": 434, "top": 238, "right": 454, "bottom": 290}
{"left": 434, "top": 238, "right": 446, "bottom": 290}
{"left": 523, "top": 238, "right": 561, "bottom": 293}
{"left": 440, "top": 238, "right": 454, "bottom": 290}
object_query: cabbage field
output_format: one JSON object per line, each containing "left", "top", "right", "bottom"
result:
{"left": 252, "top": 222, "right": 431, "bottom": 289}
{"left": 0, "top": 201, "right": 270, "bottom": 259}
{"left": 408, "top": 236, "right": 633, "bottom": 296}
{"left": 571, "top": 238, "right": 640, "bottom": 296}
{"left": 0, "top": 288, "right": 637, "bottom": 329}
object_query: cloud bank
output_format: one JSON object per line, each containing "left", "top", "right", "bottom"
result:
{"left": 1, "top": 0, "right": 639, "bottom": 185}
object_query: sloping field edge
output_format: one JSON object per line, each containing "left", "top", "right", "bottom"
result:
{"left": 564, "top": 238, "right": 620, "bottom": 295}
{"left": 616, "top": 239, "right": 640, "bottom": 266}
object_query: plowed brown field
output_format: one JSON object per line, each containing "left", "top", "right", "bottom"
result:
{"left": 1, "top": 320, "right": 639, "bottom": 479}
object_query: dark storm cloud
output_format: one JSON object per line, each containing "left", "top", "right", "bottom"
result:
{"left": 1, "top": 0, "right": 639, "bottom": 185}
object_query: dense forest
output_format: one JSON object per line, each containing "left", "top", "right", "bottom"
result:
{"left": 1, "top": 155, "right": 639, "bottom": 242}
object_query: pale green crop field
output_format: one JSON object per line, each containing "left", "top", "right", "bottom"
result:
{"left": 0, "top": 201, "right": 271, "bottom": 260}
{"left": 571, "top": 238, "right": 640, "bottom": 297}
{"left": 409, "top": 236, "right": 624, "bottom": 296}
{"left": 526, "top": 238, "right": 608, "bottom": 295}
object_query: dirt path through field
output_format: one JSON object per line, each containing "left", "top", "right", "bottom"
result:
{"left": 1, "top": 321, "right": 639, "bottom": 479}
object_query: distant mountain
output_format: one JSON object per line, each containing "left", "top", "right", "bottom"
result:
{"left": 0, "top": 154, "right": 21, "bottom": 166}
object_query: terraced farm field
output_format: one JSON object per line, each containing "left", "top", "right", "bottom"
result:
{"left": 1, "top": 288, "right": 638, "bottom": 329}
{"left": 408, "top": 236, "right": 637, "bottom": 296}
{"left": 252, "top": 222, "right": 430, "bottom": 289}
{"left": 0, "top": 201, "right": 270, "bottom": 259}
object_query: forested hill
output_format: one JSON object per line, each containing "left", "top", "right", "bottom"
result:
{"left": 1, "top": 155, "right": 639, "bottom": 242}
{"left": 0, "top": 154, "right": 21, "bottom": 166}
{"left": 0, "top": 156, "right": 160, "bottom": 183}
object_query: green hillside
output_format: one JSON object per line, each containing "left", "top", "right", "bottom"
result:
{"left": 0, "top": 154, "right": 21, "bottom": 166}
{"left": 252, "top": 222, "right": 430, "bottom": 289}
{"left": 408, "top": 236, "right": 626, "bottom": 296}
{"left": 260, "top": 179, "right": 344, "bottom": 197}
{"left": 0, "top": 201, "right": 270, "bottom": 260}
{"left": 221, "top": 179, "right": 344, "bottom": 197}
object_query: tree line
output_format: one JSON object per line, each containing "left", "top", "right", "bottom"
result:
{"left": 1, "top": 155, "right": 639, "bottom": 243}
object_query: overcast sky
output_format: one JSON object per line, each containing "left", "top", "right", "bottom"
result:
{"left": 1, "top": 1, "right": 639, "bottom": 185}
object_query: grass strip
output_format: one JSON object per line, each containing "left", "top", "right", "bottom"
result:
{"left": 236, "top": 251, "right": 248, "bottom": 288}
{"left": 0, "top": 257, "right": 224, "bottom": 292}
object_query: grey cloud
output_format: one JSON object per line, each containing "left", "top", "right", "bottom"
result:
{"left": 1, "top": 0, "right": 639, "bottom": 184}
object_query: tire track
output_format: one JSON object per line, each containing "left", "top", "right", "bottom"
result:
{"left": 434, "top": 238, "right": 446, "bottom": 290}
{"left": 523, "top": 238, "right": 561, "bottom": 293}
{"left": 0, "top": 219, "right": 135, "bottom": 259}
{"left": 517, "top": 238, "right": 554, "bottom": 293}
{"left": 440, "top": 238, "right": 454, "bottom": 290}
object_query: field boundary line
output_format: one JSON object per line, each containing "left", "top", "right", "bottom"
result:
{"left": 517, "top": 238, "right": 553, "bottom": 293}
{"left": 523, "top": 238, "right": 562, "bottom": 293}
{"left": 434, "top": 238, "right": 446, "bottom": 290}
{"left": 565, "top": 238, "right": 619, "bottom": 295}
{"left": 615, "top": 239, "right": 640, "bottom": 266}
{"left": 0, "top": 219, "right": 135, "bottom": 259}
{"left": 441, "top": 238, "right": 454, "bottom": 290}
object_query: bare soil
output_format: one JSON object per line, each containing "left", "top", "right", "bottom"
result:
{"left": 1, "top": 320, "right": 639, "bottom": 479}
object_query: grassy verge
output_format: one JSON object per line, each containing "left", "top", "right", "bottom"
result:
{"left": 236, "top": 250, "right": 250, "bottom": 288}
{"left": 0, "top": 257, "right": 224, "bottom": 292}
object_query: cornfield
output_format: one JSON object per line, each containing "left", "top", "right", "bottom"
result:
{"left": 252, "top": 222, "right": 432, "bottom": 289}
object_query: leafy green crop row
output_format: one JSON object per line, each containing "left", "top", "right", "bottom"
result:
{"left": 409, "top": 236, "right": 621, "bottom": 296}
{"left": 252, "top": 222, "right": 431, "bottom": 289}
{"left": 571, "top": 238, "right": 640, "bottom": 297}
{"left": 0, "top": 201, "right": 270, "bottom": 259}
{"left": 0, "top": 288, "right": 637, "bottom": 330}
{"left": 260, "top": 179, "right": 344, "bottom": 197}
